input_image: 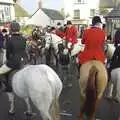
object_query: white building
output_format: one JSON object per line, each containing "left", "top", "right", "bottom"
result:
{"left": 0, "top": 0, "right": 15, "bottom": 23}
{"left": 26, "top": 8, "right": 64, "bottom": 27}
{"left": 64, "top": 0, "right": 100, "bottom": 26}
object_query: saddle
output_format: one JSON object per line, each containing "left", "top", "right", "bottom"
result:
{"left": 0, "top": 70, "right": 18, "bottom": 92}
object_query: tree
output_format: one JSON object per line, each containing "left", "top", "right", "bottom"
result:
{"left": 113, "top": 0, "right": 120, "bottom": 7}
{"left": 13, "top": 0, "right": 17, "bottom": 3}
{"left": 99, "top": 8, "right": 110, "bottom": 16}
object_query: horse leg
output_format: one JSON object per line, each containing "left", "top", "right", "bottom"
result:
{"left": 46, "top": 50, "right": 51, "bottom": 66}
{"left": 79, "top": 111, "right": 83, "bottom": 120}
{"left": 55, "top": 55, "right": 59, "bottom": 71}
{"left": 106, "top": 80, "right": 114, "bottom": 99}
{"left": 7, "top": 92, "right": 15, "bottom": 115}
{"left": 24, "top": 98, "right": 36, "bottom": 117}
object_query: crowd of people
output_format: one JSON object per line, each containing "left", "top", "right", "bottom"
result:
{"left": 0, "top": 16, "right": 120, "bottom": 117}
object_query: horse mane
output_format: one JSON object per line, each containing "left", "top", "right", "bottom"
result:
{"left": 82, "top": 65, "right": 98, "bottom": 117}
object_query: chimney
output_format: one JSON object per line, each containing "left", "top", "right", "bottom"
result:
{"left": 38, "top": 0, "right": 42, "bottom": 9}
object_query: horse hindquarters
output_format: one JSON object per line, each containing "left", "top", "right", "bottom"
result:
{"left": 29, "top": 84, "right": 53, "bottom": 120}
{"left": 79, "top": 61, "right": 108, "bottom": 120}
{"left": 111, "top": 68, "right": 120, "bottom": 102}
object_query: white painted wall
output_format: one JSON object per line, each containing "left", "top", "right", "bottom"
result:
{"left": 64, "top": 0, "right": 100, "bottom": 24}
{"left": 0, "top": 0, "right": 15, "bottom": 22}
{"left": 10, "top": 4, "right": 15, "bottom": 21}
{"left": 26, "top": 9, "right": 50, "bottom": 27}
{"left": 0, "top": 0, "right": 14, "bottom": 4}
{"left": 26, "top": 9, "right": 64, "bottom": 27}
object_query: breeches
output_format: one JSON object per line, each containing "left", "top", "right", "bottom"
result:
{"left": 0, "top": 64, "right": 12, "bottom": 75}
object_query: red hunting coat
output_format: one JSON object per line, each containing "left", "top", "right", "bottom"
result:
{"left": 79, "top": 27, "right": 106, "bottom": 64}
{"left": 64, "top": 26, "right": 78, "bottom": 44}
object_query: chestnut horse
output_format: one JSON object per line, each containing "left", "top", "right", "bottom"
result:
{"left": 79, "top": 60, "right": 108, "bottom": 120}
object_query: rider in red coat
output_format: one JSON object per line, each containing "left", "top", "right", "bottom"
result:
{"left": 55, "top": 22, "right": 64, "bottom": 38}
{"left": 64, "top": 21, "right": 78, "bottom": 45}
{"left": 79, "top": 16, "right": 106, "bottom": 64}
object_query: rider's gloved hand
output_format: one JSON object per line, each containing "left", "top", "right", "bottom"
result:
{"left": 67, "top": 42, "right": 72, "bottom": 49}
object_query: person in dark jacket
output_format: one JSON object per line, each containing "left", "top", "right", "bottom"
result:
{"left": 113, "top": 28, "right": 120, "bottom": 47}
{"left": 110, "top": 45, "right": 120, "bottom": 70}
{"left": 0, "top": 31, "right": 4, "bottom": 66}
{"left": 0, "top": 21, "right": 27, "bottom": 74}
{"left": 106, "top": 45, "right": 120, "bottom": 102}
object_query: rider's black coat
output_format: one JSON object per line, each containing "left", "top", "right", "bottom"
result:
{"left": 6, "top": 33, "right": 27, "bottom": 69}
{"left": 110, "top": 45, "right": 120, "bottom": 70}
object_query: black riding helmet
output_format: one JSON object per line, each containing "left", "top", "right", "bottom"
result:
{"left": 92, "top": 16, "right": 102, "bottom": 26}
{"left": 10, "top": 21, "right": 20, "bottom": 32}
{"left": 50, "top": 27, "right": 56, "bottom": 32}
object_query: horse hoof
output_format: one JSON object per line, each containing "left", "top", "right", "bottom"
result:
{"left": 8, "top": 110, "right": 15, "bottom": 115}
{"left": 24, "top": 112, "right": 37, "bottom": 117}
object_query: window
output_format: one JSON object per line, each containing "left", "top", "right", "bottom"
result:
{"left": 74, "top": 10, "right": 80, "bottom": 19}
{"left": 90, "top": 9, "right": 95, "bottom": 16}
{"left": 75, "top": 0, "right": 87, "bottom": 4}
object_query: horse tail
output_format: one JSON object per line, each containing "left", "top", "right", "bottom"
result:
{"left": 51, "top": 79, "right": 62, "bottom": 120}
{"left": 50, "top": 94, "right": 61, "bottom": 120}
{"left": 83, "top": 65, "right": 98, "bottom": 117}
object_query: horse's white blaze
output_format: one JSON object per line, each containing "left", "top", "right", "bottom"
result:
{"left": 12, "top": 64, "right": 63, "bottom": 120}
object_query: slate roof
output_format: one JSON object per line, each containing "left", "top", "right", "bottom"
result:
{"left": 99, "top": 0, "right": 120, "bottom": 8}
{"left": 42, "top": 8, "right": 64, "bottom": 20}
{"left": 105, "top": 5, "right": 120, "bottom": 18}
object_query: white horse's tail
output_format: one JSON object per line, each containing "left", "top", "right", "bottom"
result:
{"left": 50, "top": 93, "right": 61, "bottom": 120}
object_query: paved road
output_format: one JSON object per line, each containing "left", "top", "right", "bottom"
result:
{"left": 0, "top": 62, "right": 120, "bottom": 120}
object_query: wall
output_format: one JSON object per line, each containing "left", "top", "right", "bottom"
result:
{"left": 26, "top": 9, "right": 51, "bottom": 27}
{"left": 0, "top": 0, "right": 14, "bottom": 4}
{"left": 64, "top": 0, "right": 100, "bottom": 25}
{"left": 0, "top": 0, "right": 15, "bottom": 22}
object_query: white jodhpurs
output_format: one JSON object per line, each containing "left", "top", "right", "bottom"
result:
{"left": 0, "top": 64, "right": 12, "bottom": 74}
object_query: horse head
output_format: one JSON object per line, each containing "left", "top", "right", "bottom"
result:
{"left": 105, "top": 44, "right": 115, "bottom": 60}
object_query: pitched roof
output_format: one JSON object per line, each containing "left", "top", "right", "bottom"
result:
{"left": 105, "top": 6, "right": 120, "bottom": 18}
{"left": 42, "top": 8, "right": 64, "bottom": 20}
{"left": 14, "top": 3, "right": 29, "bottom": 17}
{"left": 99, "top": 0, "right": 120, "bottom": 8}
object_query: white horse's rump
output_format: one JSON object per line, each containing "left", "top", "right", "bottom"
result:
{"left": 110, "top": 68, "right": 120, "bottom": 103}
{"left": 11, "top": 64, "right": 63, "bottom": 120}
